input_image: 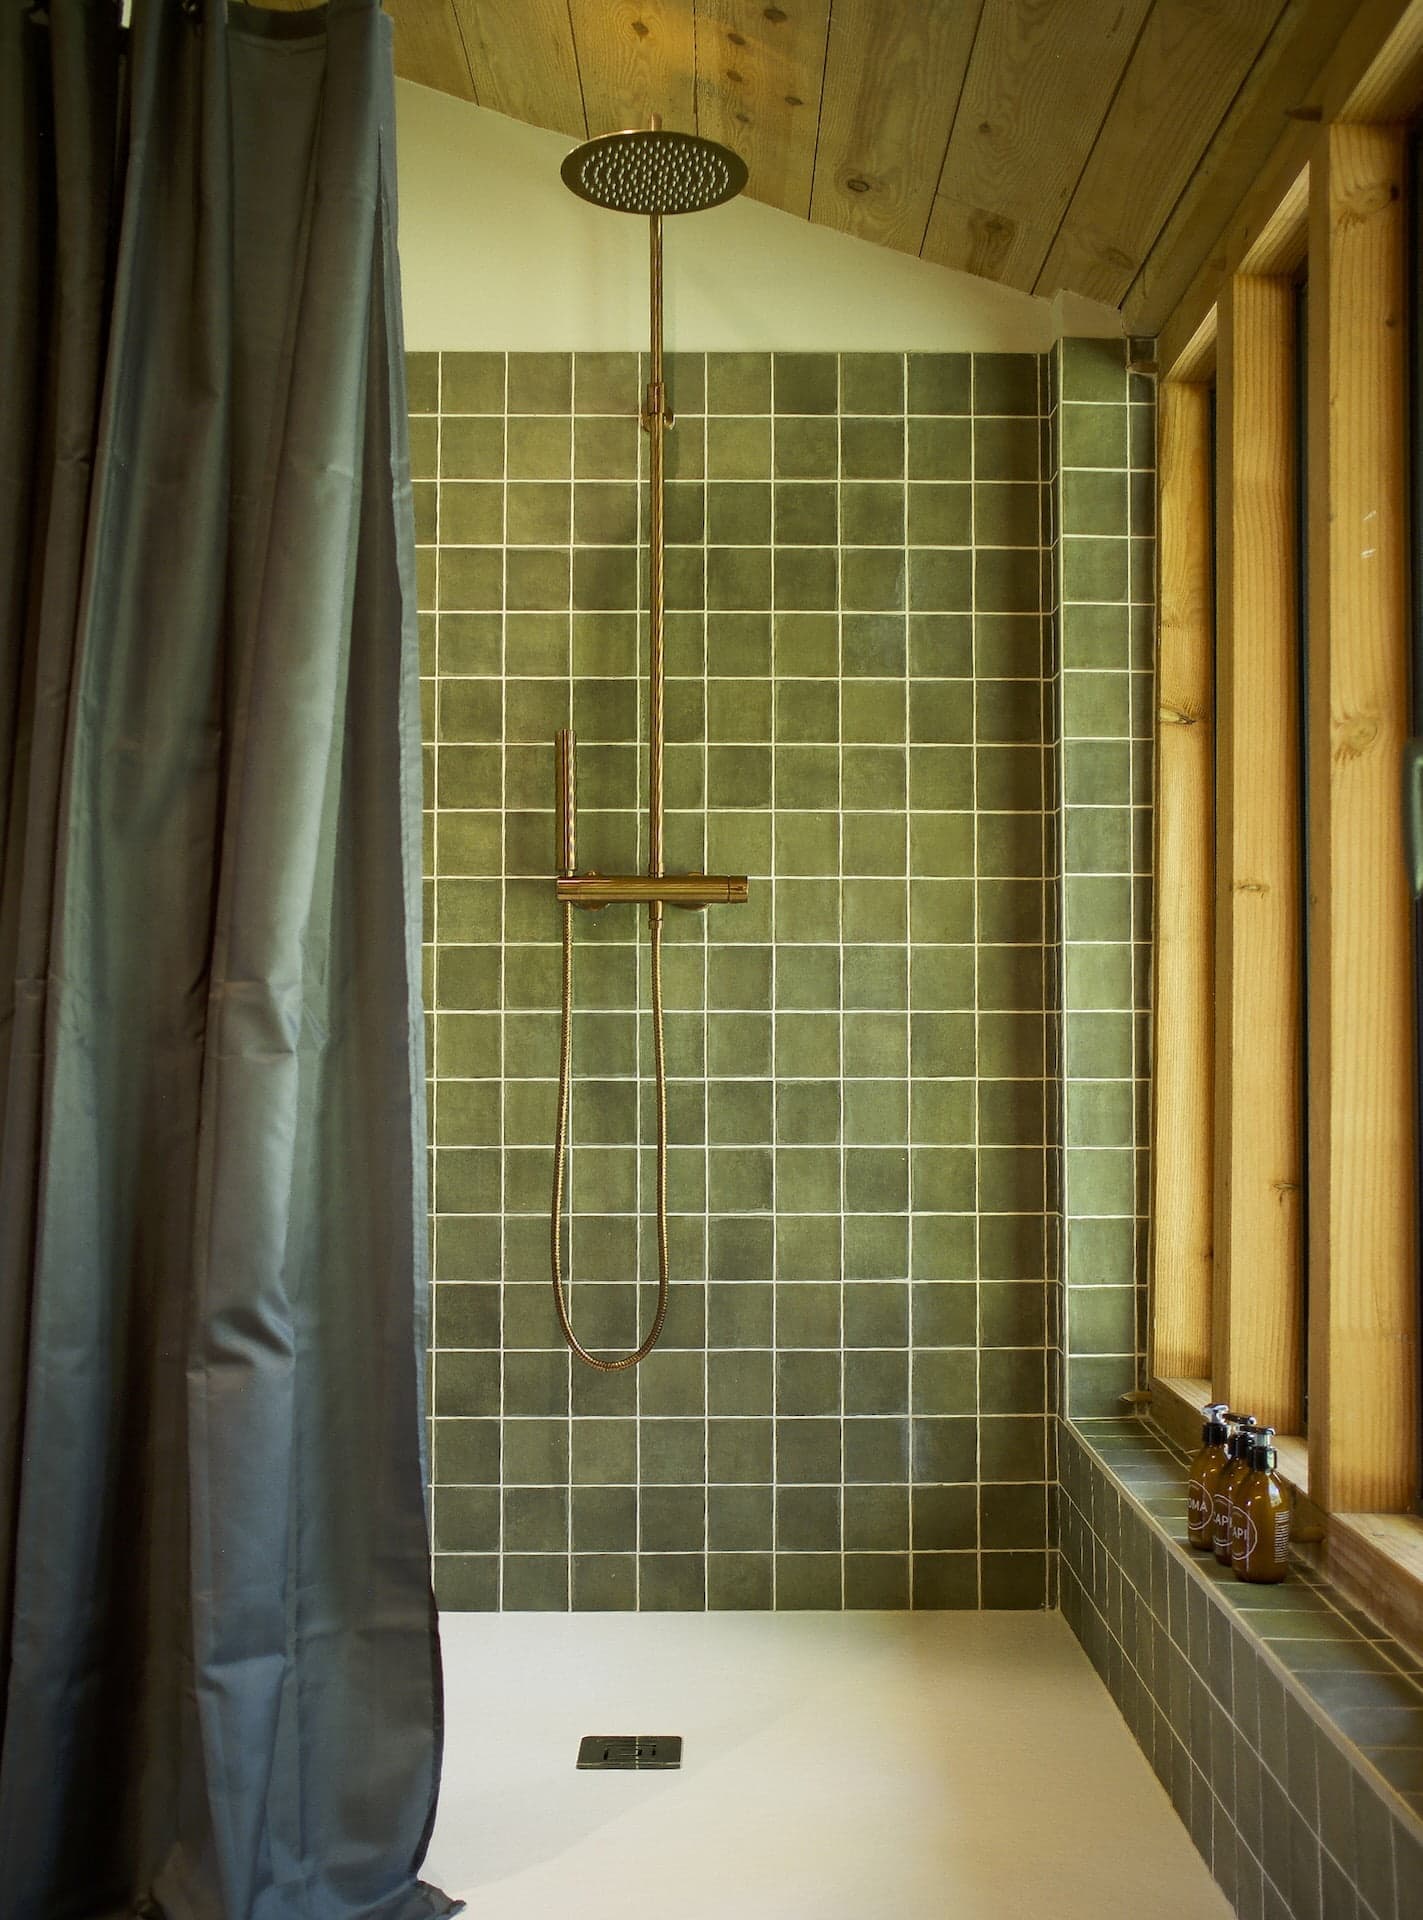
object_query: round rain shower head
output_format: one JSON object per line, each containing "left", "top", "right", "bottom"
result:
{"left": 561, "top": 127, "right": 748, "bottom": 216}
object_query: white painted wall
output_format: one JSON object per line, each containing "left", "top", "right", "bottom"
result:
{"left": 394, "top": 81, "right": 1122, "bottom": 355}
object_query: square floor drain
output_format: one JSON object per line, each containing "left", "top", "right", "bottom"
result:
{"left": 577, "top": 1735, "right": 682, "bottom": 1771}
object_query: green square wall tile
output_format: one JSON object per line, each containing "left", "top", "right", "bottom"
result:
{"left": 842, "top": 353, "right": 904, "bottom": 414}
{"left": 506, "top": 548, "right": 570, "bottom": 611}
{"left": 573, "top": 350, "right": 639, "bottom": 413}
{"left": 442, "top": 351, "right": 505, "bottom": 413}
{"left": 708, "top": 352, "right": 771, "bottom": 413}
{"left": 774, "top": 613, "right": 839, "bottom": 676}
{"left": 507, "top": 353, "right": 571, "bottom": 413}
{"left": 507, "top": 417, "right": 571, "bottom": 479}
{"left": 842, "top": 482, "right": 905, "bottom": 546}
{"left": 575, "top": 415, "right": 640, "bottom": 478}
{"left": 774, "top": 417, "right": 838, "bottom": 479}
{"left": 774, "top": 353, "right": 838, "bottom": 413}
{"left": 440, "top": 614, "right": 503, "bottom": 676}
{"left": 775, "top": 547, "right": 837, "bottom": 610}
{"left": 843, "top": 1079, "right": 909, "bottom": 1146}
{"left": 1062, "top": 536, "right": 1129, "bottom": 603}
{"left": 974, "top": 416, "right": 1037, "bottom": 482}
{"left": 843, "top": 878, "right": 906, "bottom": 942}
{"left": 908, "top": 417, "right": 971, "bottom": 480}
{"left": 842, "top": 417, "right": 904, "bottom": 479}
{"left": 771, "top": 743, "right": 834, "bottom": 808}
{"left": 907, "top": 353, "right": 971, "bottom": 414}
{"left": 975, "top": 549, "right": 1039, "bottom": 614}
{"left": 908, "top": 617, "right": 973, "bottom": 679}
{"left": 1060, "top": 336, "right": 1128, "bottom": 401}
{"left": 973, "top": 481, "right": 1039, "bottom": 548}
{"left": 843, "top": 743, "right": 906, "bottom": 806}
{"left": 573, "top": 546, "right": 639, "bottom": 610}
{"left": 574, "top": 482, "right": 638, "bottom": 545}
{"left": 775, "top": 482, "right": 838, "bottom": 544}
{"left": 707, "top": 481, "right": 771, "bottom": 544}
{"left": 1060, "top": 404, "right": 1127, "bottom": 468}
{"left": 439, "top": 548, "right": 502, "bottom": 611}
{"left": 845, "top": 1010, "right": 910, "bottom": 1078}
{"left": 441, "top": 417, "right": 503, "bottom": 479}
{"left": 974, "top": 354, "right": 1037, "bottom": 416}
{"left": 1064, "top": 468, "right": 1129, "bottom": 536}
{"left": 908, "top": 482, "right": 972, "bottom": 546}
{"left": 844, "top": 549, "right": 906, "bottom": 611}
{"left": 777, "top": 1082, "right": 841, "bottom": 1145}
{"left": 441, "top": 481, "right": 503, "bottom": 544}
{"left": 844, "top": 681, "right": 907, "bottom": 743}
{"left": 775, "top": 945, "right": 841, "bottom": 1008}
{"left": 909, "top": 550, "right": 972, "bottom": 613}
{"left": 842, "top": 945, "right": 907, "bottom": 1009}
{"left": 706, "top": 416, "right": 770, "bottom": 478}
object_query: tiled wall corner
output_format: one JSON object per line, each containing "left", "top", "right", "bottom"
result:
{"left": 1051, "top": 338, "right": 1154, "bottom": 1420}
{"left": 409, "top": 348, "right": 1056, "bottom": 1611}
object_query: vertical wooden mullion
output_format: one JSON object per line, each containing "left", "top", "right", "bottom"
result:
{"left": 1213, "top": 273, "right": 1305, "bottom": 1434}
{"left": 1150, "top": 382, "right": 1215, "bottom": 1381}
{"left": 1307, "top": 122, "right": 1418, "bottom": 1513}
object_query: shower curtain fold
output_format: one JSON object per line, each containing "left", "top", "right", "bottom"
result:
{"left": 0, "top": 3, "right": 457, "bottom": 1915}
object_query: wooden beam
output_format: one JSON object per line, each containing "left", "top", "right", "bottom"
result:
{"left": 1120, "top": 0, "right": 1361, "bottom": 339}
{"left": 1150, "top": 381, "right": 1215, "bottom": 1383}
{"left": 920, "top": 0, "right": 1149, "bottom": 294}
{"left": 1212, "top": 275, "right": 1305, "bottom": 1435}
{"left": 808, "top": 0, "right": 982, "bottom": 256}
{"left": 1306, "top": 123, "right": 1418, "bottom": 1513}
{"left": 1151, "top": 0, "right": 1421, "bottom": 374}
{"left": 692, "top": 0, "right": 832, "bottom": 221}
{"left": 567, "top": 0, "right": 696, "bottom": 137}
{"left": 1035, "top": 0, "right": 1280, "bottom": 308}
{"left": 450, "top": 0, "right": 587, "bottom": 140}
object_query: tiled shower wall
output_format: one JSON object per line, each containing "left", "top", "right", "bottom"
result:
{"left": 1050, "top": 338, "right": 1155, "bottom": 1418}
{"left": 409, "top": 348, "right": 1057, "bottom": 1611}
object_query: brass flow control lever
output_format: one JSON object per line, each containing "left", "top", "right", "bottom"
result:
{"left": 553, "top": 729, "right": 748, "bottom": 910}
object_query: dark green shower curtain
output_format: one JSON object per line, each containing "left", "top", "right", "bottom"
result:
{"left": 0, "top": 2, "right": 458, "bottom": 1914}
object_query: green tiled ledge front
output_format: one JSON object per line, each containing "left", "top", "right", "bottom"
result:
{"left": 1060, "top": 1417, "right": 1423, "bottom": 1920}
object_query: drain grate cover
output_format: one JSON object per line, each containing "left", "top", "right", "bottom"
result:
{"left": 577, "top": 1735, "right": 682, "bottom": 1771}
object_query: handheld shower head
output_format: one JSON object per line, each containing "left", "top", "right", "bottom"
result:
{"left": 560, "top": 126, "right": 747, "bottom": 217}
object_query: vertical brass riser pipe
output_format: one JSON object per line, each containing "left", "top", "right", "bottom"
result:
{"left": 549, "top": 177, "right": 672, "bottom": 1372}
{"left": 550, "top": 116, "right": 746, "bottom": 1370}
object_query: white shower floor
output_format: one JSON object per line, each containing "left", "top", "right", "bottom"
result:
{"left": 427, "top": 1611, "right": 1232, "bottom": 1920}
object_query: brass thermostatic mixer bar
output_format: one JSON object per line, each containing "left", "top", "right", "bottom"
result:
{"left": 549, "top": 118, "right": 749, "bottom": 1372}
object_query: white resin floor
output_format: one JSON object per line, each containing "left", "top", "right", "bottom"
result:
{"left": 427, "top": 1611, "right": 1232, "bottom": 1920}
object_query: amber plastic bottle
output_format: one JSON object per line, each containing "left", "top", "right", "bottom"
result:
{"left": 1233, "top": 1428, "right": 1292, "bottom": 1583}
{"left": 1186, "top": 1402, "right": 1231, "bottom": 1550}
{"left": 1212, "top": 1414, "right": 1257, "bottom": 1564}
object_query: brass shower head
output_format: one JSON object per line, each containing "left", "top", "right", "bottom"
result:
{"left": 560, "top": 126, "right": 747, "bottom": 216}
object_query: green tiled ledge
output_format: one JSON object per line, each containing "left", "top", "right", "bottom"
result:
{"left": 1059, "top": 1417, "right": 1423, "bottom": 1920}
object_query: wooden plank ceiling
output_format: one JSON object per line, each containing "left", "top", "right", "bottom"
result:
{"left": 266, "top": 0, "right": 1367, "bottom": 328}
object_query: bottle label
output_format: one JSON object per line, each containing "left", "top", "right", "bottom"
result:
{"left": 1231, "top": 1507, "right": 1257, "bottom": 1560}
{"left": 1274, "top": 1509, "right": 1291, "bottom": 1559}
{"left": 1212, "top": 1488, "right": 1232, "bottom": 1549}
{"left": 1187, "top": 1478, "right": 1211, "bottom": 1530}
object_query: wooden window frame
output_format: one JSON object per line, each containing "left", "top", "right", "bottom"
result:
{"left": 1146, "top": 7, "right": 1423, "bottom": 1650}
